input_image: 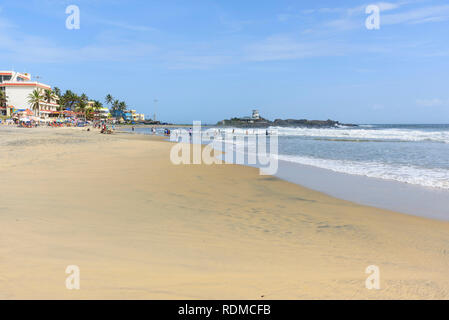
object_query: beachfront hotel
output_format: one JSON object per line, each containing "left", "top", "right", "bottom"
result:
{"left": 0, "top": 70, "right": 58, "bottom": 117}
{"left": 87, "top": 101, "right": 111, "bottom": 119}
{"left": 129, "top": 109, "right": 145, "bottom": 122}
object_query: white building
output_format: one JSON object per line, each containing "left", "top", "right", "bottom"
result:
{"left": 252, "top": 109, "right": 260, "bottom": 120}
{"left": 0, "top": 71, "right": 58, "bottom": 117}
{"left": 97, "top": 107, "right": 110, "bottom": 119}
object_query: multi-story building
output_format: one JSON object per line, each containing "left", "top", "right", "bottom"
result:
{"left": 0, "top": 71, "right": 58, "bottom": 117}
{"left": 87, "top": 101, "right": 110, "bottom": 119}
{"left": 97, "top": 108, "right": 110, "bottom": 119}
{"left": 129, "top": 109, "right": 145, "bottom": 122}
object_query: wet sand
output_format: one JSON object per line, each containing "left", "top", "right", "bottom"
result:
{"left": 1, "top": 126, "right": 449, "bottom": 299}
{"left": 274, "top": 160, "right": 449, "bottom": 221}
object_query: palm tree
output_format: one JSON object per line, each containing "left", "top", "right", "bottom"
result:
{"left": 105, "top": 94, "right": 114, "bottom": 118}
{"left": 44, "top": 89, "right": 56, "bottom": 103}
{"left": 77, "top": 101, "right": 87, "bottom": 120}
{"left": 93, "top": 100, "right": 103, "bottom": 119}
{"left": 105, "top": 94, "right": 113, "bottom": 106}
{"left": 0, "top": 90, "right": 8, "bottom": 107}
{"left": 0, "top": 90, "right": 8, "bottom": 116}
{"left": 118, "top": 101, "right": 127, "bottom": 112}
{"left": 113, "top": 99, "right": 120, "bottom": 109}
{"left": 57, "top": 97, "right": 65, "bottom": 118}
{"left": 53, "top": 87, "right": 62, "bottom": 98}
{"left": 109, "top": 99, "right": 120, "bottom": 119}
{"left": 85, "top": 107, "right": 94, "bottom": 121}
{"left": 80, "top": 93, "right": 88, "bottom": 102}
{"left": 62, "top": 90, "right": 78, "bottom": 111}
{"left": 51, "top": 87, "right": 63, "bottom": 117}
{"left": 76, "top": 94, "right": 88, "bottom": 120}
{"left": 28, "top": 89, "right": 43, "bottom": 116}
{"left": 93, "top": 100, "right": 103, "bottom": 111}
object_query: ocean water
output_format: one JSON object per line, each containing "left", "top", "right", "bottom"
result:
{"left": 134, "top": 124, "right": 449, "bottom": 190}
{"left": 217, "top": 124, "right": 449, "bottom": 190}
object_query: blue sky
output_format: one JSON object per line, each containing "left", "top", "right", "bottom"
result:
{"left": 1, "top": 0, "right": 448, "bottom": 124}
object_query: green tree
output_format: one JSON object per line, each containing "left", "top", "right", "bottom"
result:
{"left": 110, "top": 99, "right": 120, "bottom": 118}
{"left": 93, "top": 100, "right": 103, "bottom": 111}
{"left": 62, "top": 90, "right": 78, "bottom": 111}
{"left": 80, "top": 93, "right": 88, "bottom": 102}
{"left": 76, "top": 93, "right": 89, "bottom": 120}
{"left": 28, "top": 89, "right": 43, "bottom": 116}
{"left": 86, "top": 100, "right": 103, "bottom": 120}
{"left": 118, "top": 101, "right": 127, "bottom": 112}
{"left": 105, "top": 94, "right": 113, "bottom": 106}
{"left": 53, "top": 87, "right": 62, "bottom": 98}
{"left": 0, "top": 90, "right": 8, "bottom": 107}
{"left": 44, "top": 89, "right": 57, "bottom": 104}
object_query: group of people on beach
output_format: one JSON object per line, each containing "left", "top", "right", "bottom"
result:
{"left": 0, "top": 118, "right": 39, "bottom": 128}
{"left": 93, "top": 121, "right": 115, "bottom": 134}
{"left": 0, "top": 117, "right": 91, "bottom": 128}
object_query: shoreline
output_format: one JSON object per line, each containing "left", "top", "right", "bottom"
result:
{"left": 123, "top": 127, "right": 449, "bottom": 221}
{"left": 1, "top": 126, "right": 449, "bottom": 299}
{"left": 274, "top": 160, "right": 449, "bottom": 221}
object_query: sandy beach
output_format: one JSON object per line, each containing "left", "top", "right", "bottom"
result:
{"left": 1, "top": 126, "right": 449, "bottom": 299}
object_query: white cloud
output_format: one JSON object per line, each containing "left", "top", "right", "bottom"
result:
{"left": 347, "top": 2, "right": 401, "bottom": 16}
{"left": 164, "top": 53, "right": 233, "bottom": 70}
{"left": 378, "top": 2, "right": 403, "bottom": 11}
{"left": 219, "top": 14, "right": 253, "bottom": 33}
{"left": 0, "top": 6, "right": 158, "bottom": 63}
{"left": 277, "top": 13, "right": 294, "bottom": 22}
{"left": 320, "top": 1, "right": 405, "bottom": 16}
{"left": 292, "top": 2, "right": 406, "bottom": 32}
{"left": 244, "top": 35, "right": 388, "bottom": 62}
{"left": 301, "top": 9, "right": 316, "bottom": 14}
{"left": 95, "top": 19, "right": 156, "bottom": 32}
{"left": 416, "top": 98, "right": 449, "bottom": 107}
{"left": 382, "top": 5, "right": 449, "bottom": 25}
{"left": 244, "top": 36, "right": 335, "bottom": 61}
{"left": 0, "top": 25, "right": 157, "bottom": 63}
{"left": 325, "top": 18, "right": 359, "bottom": 30}
{"left": 303, "top": 2, "right": 449, "bottom": 32}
